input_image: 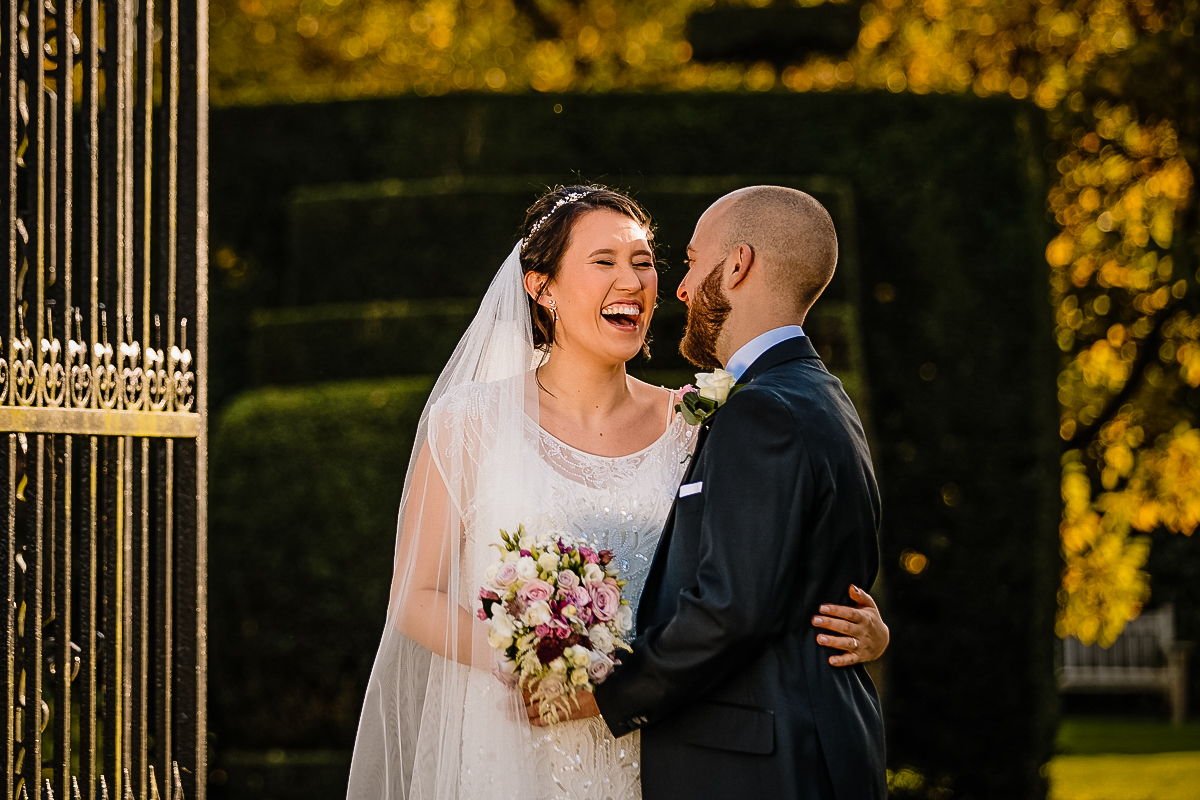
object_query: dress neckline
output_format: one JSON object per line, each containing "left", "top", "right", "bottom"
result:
{"left": 528, "top": 408, "right": 685, "bottom": 462}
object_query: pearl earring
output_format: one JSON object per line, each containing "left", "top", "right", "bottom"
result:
{"left": 547, "top": 299, "right": 558, "bottom": 320}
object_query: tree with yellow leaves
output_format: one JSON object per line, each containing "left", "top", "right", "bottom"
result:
{"left": 209, "top": 0, "right": 1200, "bottom": 647}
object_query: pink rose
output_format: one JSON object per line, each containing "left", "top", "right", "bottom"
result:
{"left": 557, "top": 570, "right": 580, "bottom": 591}
{"left": 674, "top": 384, "right": 696, "bottom": 402}
{"left": 587, "top": 653, "right": 614, "bottom": 683}
{"left": 570, "top": 586, "right": 591, "bottom": 608}
{"left": 535, "top": 623, "right": 551, "bottom": 638}
{"left": 577, "top": 607, "right": 594, "bottom": 626}
{"left": 476, "top": 608, "right": 488, "bottom": 621}
{"left": 552, "top": 619, "right": 572, "bottom": 638}
{"left": 578, "top": 547, "right": 599, "bottom": 564}
{"left": 590, "top": 583, "right": 621, "bottom": 622}
{"left": 494, "top": 562, "right": 519, "bottom": 589}
{"left": 518, "top": 579, "right": 554, "bottom": 604}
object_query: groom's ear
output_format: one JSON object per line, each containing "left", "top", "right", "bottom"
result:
{"left": 727, "top": 244, "right": 756, "bottom": 290}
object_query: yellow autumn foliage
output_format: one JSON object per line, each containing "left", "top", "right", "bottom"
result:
{"left": 208, "top": 0, "right": 1200, "bottom": 645}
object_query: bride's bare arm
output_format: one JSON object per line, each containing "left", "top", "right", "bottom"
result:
{"left": 392, "top": 440, "right": 482, "bottom": 667}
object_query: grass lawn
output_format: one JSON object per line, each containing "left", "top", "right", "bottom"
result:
{"left": 1050, "top": 718, "right": 1200, "bottom": 800}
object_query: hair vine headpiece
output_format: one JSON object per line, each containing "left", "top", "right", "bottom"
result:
{"left": 521, "top": 190, "right": 594, "bottom": 250}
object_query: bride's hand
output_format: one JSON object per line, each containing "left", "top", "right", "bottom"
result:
{"left": 525, "top": 689, "right": 602, "bottom": 727}
{"left": 811, "top": 584, "right": 889, "bottom": 667}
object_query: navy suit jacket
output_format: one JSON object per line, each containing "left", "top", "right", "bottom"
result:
{"left": 594, "top": 337, "right": 886, "bottom": 800}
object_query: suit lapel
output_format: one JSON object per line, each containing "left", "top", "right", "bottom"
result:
{"left": 638, "top": 420, "right": 711, "bottom": 630}
{"left": 637, "top": 337, "right": 820, "bottom": 631}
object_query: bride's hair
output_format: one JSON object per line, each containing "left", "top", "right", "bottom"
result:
{"left": 519, "top": 184, "right": 655, "bottom": 353}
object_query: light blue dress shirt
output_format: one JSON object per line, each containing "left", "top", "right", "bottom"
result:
{"left": 724, "top": 325, "right": 806, "bottom": 383}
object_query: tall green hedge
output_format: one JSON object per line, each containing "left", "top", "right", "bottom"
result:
{"left": 209, "top": 92, "right": 1059, "bottom": 799}
{"left": 209, "top": 377, "right": 433, "bottom": 749}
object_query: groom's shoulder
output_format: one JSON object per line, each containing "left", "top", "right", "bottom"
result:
{"left": 746, "top": 357, "right": 841, "bottom": 408}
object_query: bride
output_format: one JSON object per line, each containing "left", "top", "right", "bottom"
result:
{"left": 346, "top": 186, "right": 889, "bottom": 800}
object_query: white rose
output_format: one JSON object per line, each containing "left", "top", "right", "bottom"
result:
{"left": 537, "top": 552, "right": 560, "bottom": 573}
{"left": 490, "top": 611, "right": 515, "bottom": 640}
{"left": 518, "top": 535, "right": 535, "bottom": 551}
{"left": 483, "top": 562, "right": 501, "bottom": 587}
{"left": 523, "top": 601, "right": 552, "bottom": 627}
{"left": 582, "top": 563, "right": 605, "bottom": 585}
{"left": 504, "top": 549, "right": 522, "bottom": 563}
{"left": 550, "top": 657, "right": 568, "bottom": 673}
{"left": 516, "top": 556, "right": 539, "bottom": 581}
{"left": 695, "top": 369, "right": 736, "bottom": 403}
{"left": 588, "top": 625, "right": 615, "bottom": 653}
{"left": 605, "top": 562, "right": 620, "bottom": 577}
{"left": 614, "top": 605, "right": 634, "bottom": 633}
{"left": 487, "top": 627, "right": 513, "bottom": 650}
{"left": 568, "top": 644, "right": 591, "bottom": 668}
{"left": 570, "top": 667, "right": 590, "bottom": 687}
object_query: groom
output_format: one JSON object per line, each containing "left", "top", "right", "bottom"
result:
{"left": 532, "top": 186, "right": 887, "bottom": 798}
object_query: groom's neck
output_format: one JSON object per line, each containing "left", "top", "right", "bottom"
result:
{"left": 718, "top": 307, "right": 807, "bottom": 367}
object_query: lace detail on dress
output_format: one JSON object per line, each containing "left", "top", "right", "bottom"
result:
{"left": 458, "top": 383, "right": 698, "bottom": 800}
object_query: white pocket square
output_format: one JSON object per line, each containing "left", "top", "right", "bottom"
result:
{"left": 679, "top": 482, "right": 703, "bottom": 498}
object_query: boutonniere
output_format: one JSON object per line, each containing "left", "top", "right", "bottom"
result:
{"left": 674, "top": 369, "right": 739, "bottom": 426}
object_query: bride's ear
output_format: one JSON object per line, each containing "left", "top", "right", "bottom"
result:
{"left": 524, "top": 271, "right": 551, "bottom": 306}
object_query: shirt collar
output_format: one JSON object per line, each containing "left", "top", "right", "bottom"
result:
{"left": 724, "top": 325, "right": 805, "bottom": 383}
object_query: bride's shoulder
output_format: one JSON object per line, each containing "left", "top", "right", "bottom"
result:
{"left": 427, "top": 376, "right": 524, "bottom": 442}
{"left": 625, "top": 375, "right": 677, "bottom": 407}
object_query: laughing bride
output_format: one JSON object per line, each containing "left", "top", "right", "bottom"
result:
{"left": 345, "top": 185, "right": 888, "bottom": 800}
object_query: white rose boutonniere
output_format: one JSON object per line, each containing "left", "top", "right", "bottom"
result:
{"left": 674, "top": 369, "right": 739, "bottom": 426}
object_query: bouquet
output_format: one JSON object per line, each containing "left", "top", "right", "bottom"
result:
{"left": 477, "top": 525, "right": 634, "bottom": 724}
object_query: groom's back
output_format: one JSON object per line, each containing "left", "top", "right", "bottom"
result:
{"left": 636, "top": 340, "right": 886, "bottom": 800}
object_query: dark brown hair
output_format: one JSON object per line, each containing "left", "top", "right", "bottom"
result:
{"left": 519, "top": 184, "right": 655, "bottom": 354}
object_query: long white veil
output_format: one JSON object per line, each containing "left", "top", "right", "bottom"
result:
{"left": 347, "top": 242, "right": 543, "bottom": 799}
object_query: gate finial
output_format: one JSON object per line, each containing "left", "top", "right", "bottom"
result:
{"left": 171, "top": 762, "right": 185, "bottom": 800}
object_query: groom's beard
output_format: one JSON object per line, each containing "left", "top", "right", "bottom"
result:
{"left": 680, "top": 265, "right": 732, "bottom": 369}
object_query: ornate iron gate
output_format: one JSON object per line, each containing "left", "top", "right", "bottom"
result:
{"left": 1, "top": 0, "right": 207, "bottom": 798}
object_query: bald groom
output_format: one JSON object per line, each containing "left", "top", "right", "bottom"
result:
{"left": 592, "top": 186, "right": 887, "bottom": 800}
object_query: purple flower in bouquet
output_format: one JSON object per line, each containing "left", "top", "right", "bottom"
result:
{"left": 494, "top": 562, "right": 519, "bottom": 589}
{"left": 587, "top": 652, "right": 614, "bottom": 682}
{"left": 590, "top": 582, "right": 621, "bottom": 621}
{"left": 570, "top": 586, "right": 591, "bottom": 608}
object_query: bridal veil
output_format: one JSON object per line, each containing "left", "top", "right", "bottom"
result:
{"left": 346, "top": 243, "right": 543, "bottom": 799}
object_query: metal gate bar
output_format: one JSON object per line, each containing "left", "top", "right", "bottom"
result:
{"left": 1, "top": 0, "right": 207, "bottom": 797}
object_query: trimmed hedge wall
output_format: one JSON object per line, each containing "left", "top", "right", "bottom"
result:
{"left": 209, "top": 377, "right": 433, "bottom": 750}
{"left": 209, "top": 92, "right": 1059, "bottom": 799}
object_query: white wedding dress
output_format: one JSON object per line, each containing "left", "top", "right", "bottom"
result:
{"left": 346, "top": 243, "right": 697, "bottom": 800}
{"left": 439, "top": 382, "right": 698, "bottom": 800}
